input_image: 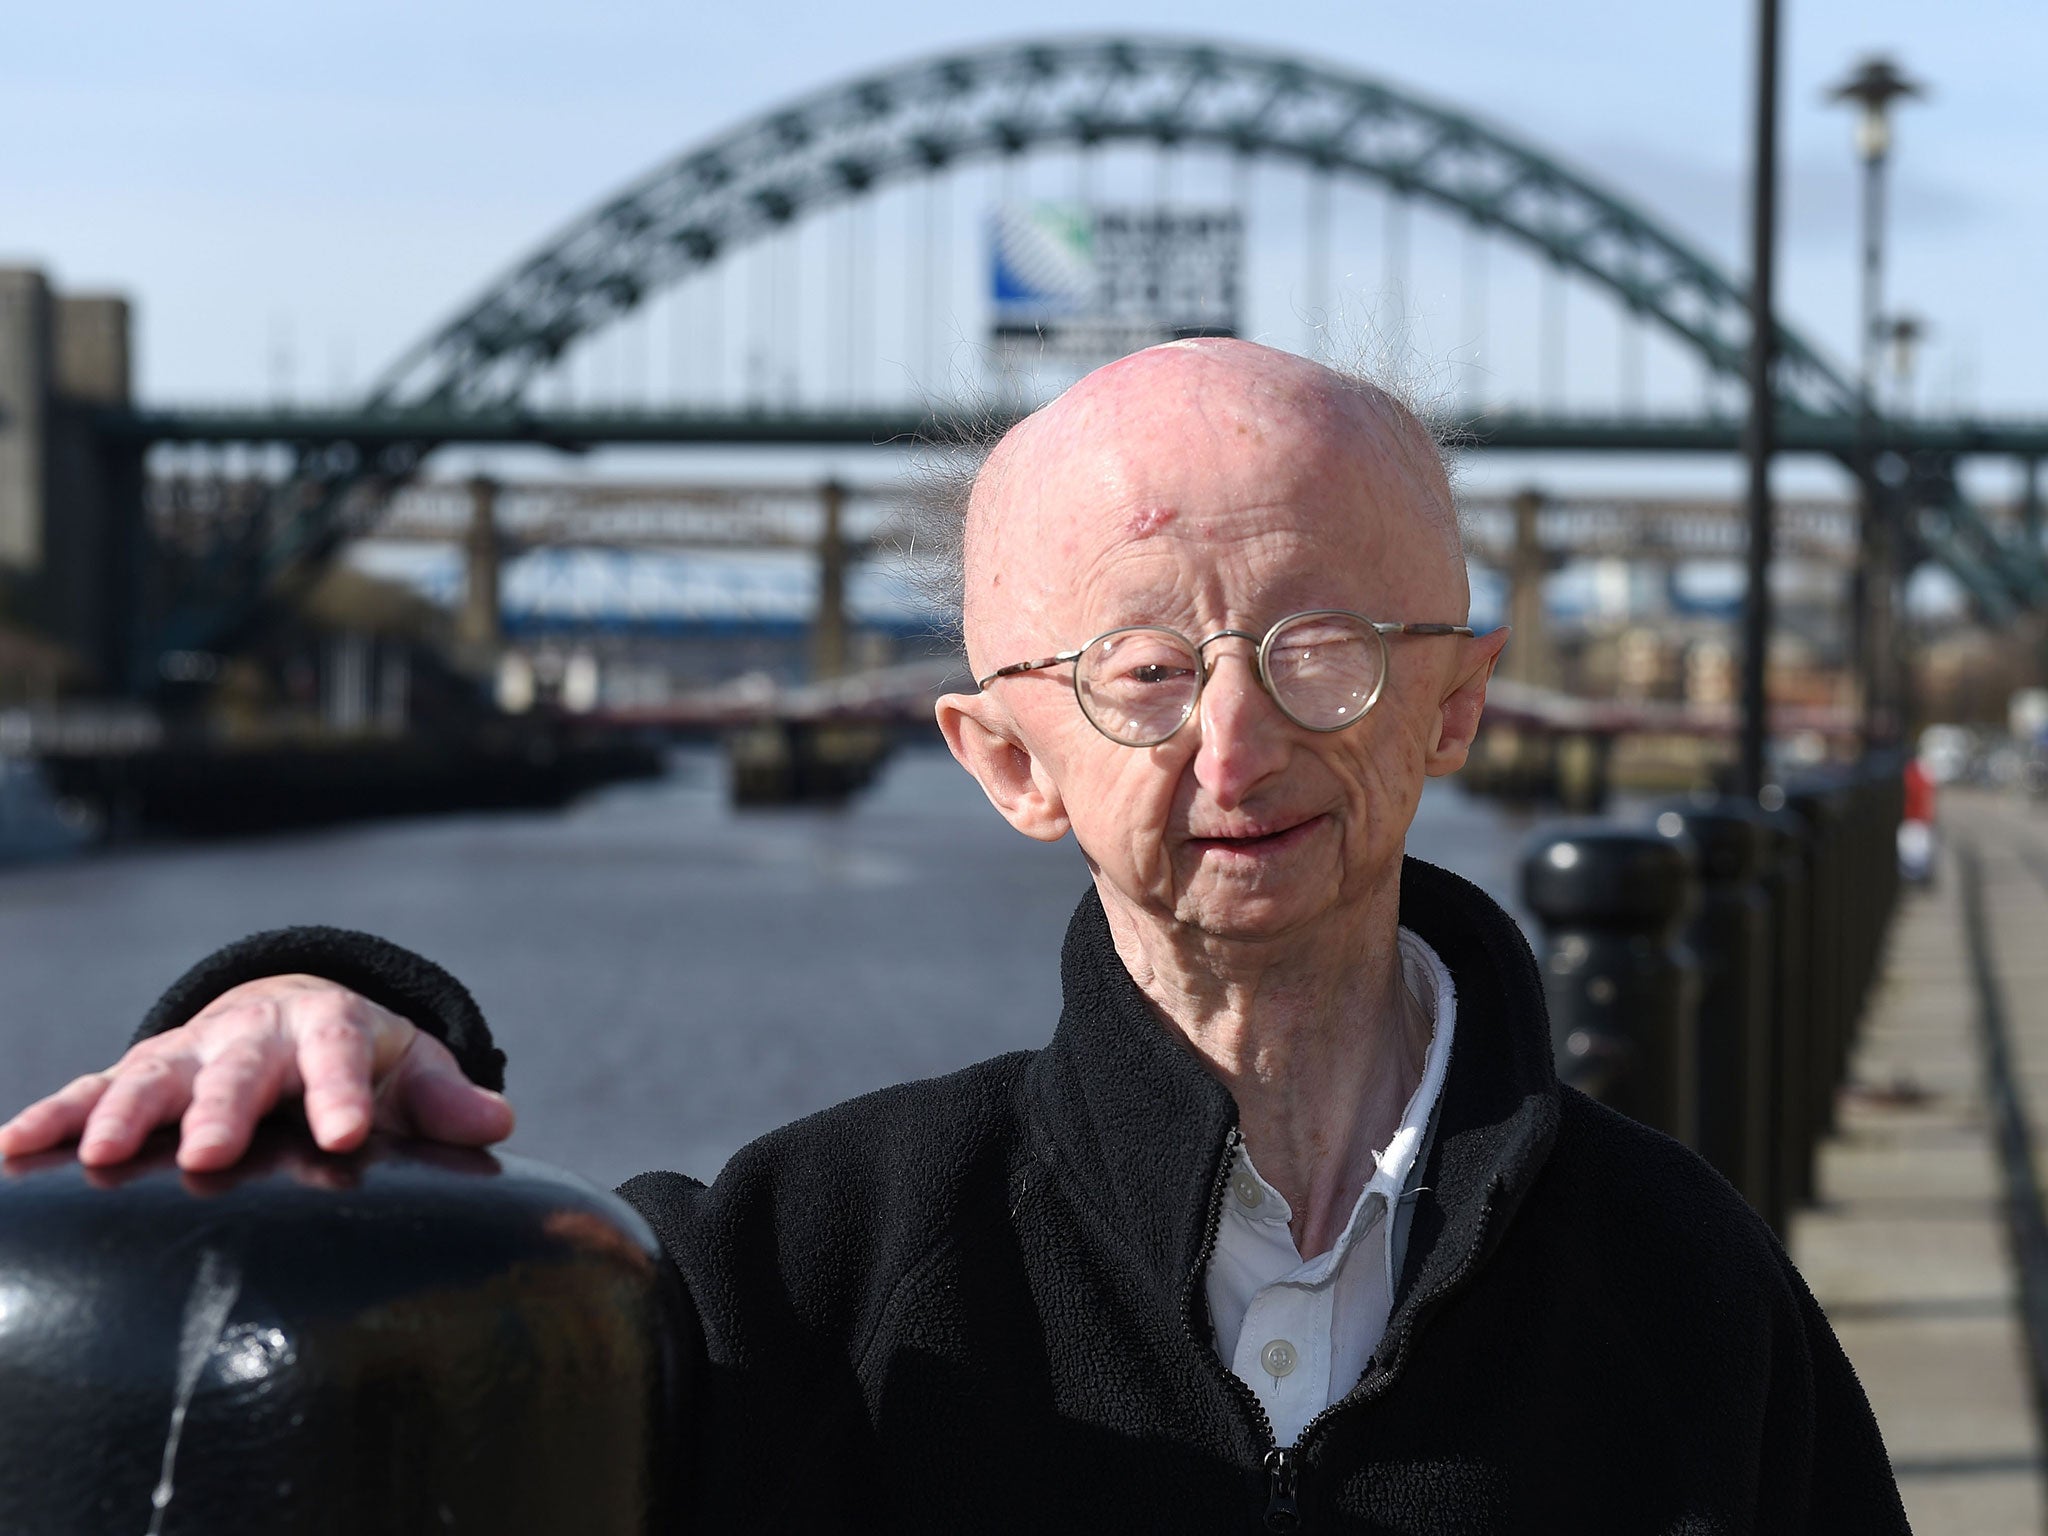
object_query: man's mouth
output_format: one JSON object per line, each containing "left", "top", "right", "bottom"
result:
{"left": 1184, "top": 814, "right": 1326, "bottom": 857}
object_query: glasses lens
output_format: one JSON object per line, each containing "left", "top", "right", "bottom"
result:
{"left": 1265, "top": 613, "right": 1386, "bottom": 730}
{"left": 1075, "top": 628, "right": 1201, "bottom": 745}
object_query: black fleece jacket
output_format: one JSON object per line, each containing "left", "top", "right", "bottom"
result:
{"left": 142, "top": 856, "right": 1908, "bottom": 1534}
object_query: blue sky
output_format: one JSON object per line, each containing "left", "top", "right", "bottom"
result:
{"left": 7, "top": 0, "right": 2042, "bottom": 441}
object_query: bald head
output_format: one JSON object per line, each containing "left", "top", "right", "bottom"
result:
{"left": 959, "top": 340, "right": 1466, "bottom": 669}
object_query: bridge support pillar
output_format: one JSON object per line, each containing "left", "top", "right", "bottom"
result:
{"left": 2023, "top": 457, "right": 2043, "bottom": 556}
{"left": 2025, "top": 459, "right": 2048, "bottom": 687}
{"left": 814, "top": 478, "right": 848, "bottom": 682}
{"left": 457, "top": 473, "right": 503, "bottom": 670}
{"left": 0, "top": 268, "right": 140, "bottom": 692}
{"left": 1498, "top": 487, "right": 1558, "bottom": 689}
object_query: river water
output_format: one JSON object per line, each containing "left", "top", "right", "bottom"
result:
{"left": 0, "top": 746, "right": 1536, "bottom": 1192}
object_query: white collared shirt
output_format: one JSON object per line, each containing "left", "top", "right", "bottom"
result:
{"left": 1202, "top": 927, "right": 1457, "bottom": 1446}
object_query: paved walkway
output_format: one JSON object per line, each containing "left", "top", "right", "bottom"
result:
{"left": 1792, "top": 787, "right": 2048, "bottom": 1534}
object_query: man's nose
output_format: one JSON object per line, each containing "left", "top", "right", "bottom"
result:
{"left": 1191, "top": 650, "right": 1290, "bottom": 807}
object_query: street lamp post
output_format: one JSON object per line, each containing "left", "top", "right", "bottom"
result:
{"left": 1736, "top": 0, "right": 1782, "bottom": 800}
{"left": 1828, "top": 55, "right": 1924, "bottom": 747}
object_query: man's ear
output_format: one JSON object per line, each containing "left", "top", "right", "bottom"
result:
{"left": 1424, "top": 626, "right": 1511, "bottom": 777}
{"left": 934, "top": 690, "right": 1072, "bottom": 843}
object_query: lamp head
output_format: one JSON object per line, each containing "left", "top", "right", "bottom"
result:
{"left": 1826, "top": 56, "right": 1927, "bottom": 162}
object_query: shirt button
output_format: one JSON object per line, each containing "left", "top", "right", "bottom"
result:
{"left": 1261, "top": 1339, "right": 1298, "bottom": 1378}
{"left": 1231, "top": 1172, "right": 1264, "bottom": 1209}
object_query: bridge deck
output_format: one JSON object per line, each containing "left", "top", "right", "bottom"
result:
{"left": 1790, "top": 787, "right": 2048, "bottom": 1532}
{"left": 99, "top": 403, "right": 2048, "bottom": 457}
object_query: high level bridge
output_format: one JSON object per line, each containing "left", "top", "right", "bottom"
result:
{"left": 332, "top": 476, "right": 1875, "bottom": 658}
{"left": 4, "top": 35, "right": 2047, "bottom": 699}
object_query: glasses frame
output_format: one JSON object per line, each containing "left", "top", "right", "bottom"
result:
{"left": 974, "top": 610, "right": 1476, "bottom": 747}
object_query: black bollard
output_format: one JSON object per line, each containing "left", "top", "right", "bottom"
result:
{"left": 1840, "top": 763, "right": 1881, "bottom": 1026}
{"left": 1522, "top": 825, "right": 1700, "bottom": 1146}
{"left": 1754, "top": 799, "right": 1814, "bottom": 1225}
{"left": 1653, "top": 796, "right": 1773, "bottom": 1218}
{"left": 1819, "top": 771, "right": 1862, "bottom": 1107}
{"left": 1858, "top": 749, "right": 1907, "bottom": 1015}
{"left": 1780, "top": 776, "right": 1846, "bottom": 1139}
{"left": 0, "top": 1128, "right": 691, "bottom": 1535}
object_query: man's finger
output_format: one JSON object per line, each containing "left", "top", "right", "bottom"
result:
{"left": 177, "top": 1041, "right": 289, "bottom": 1172}
{"left": 0, "top": 1073, "right": 113, "bottom": 1157}
{"left": 388, "top": 1059, "right": 516, "bottom": 1147}
{"left": 79, "top": 1056, "right": 197, "bottom": 1166}
{"left": 295, "top": 1015, "right": 378, "bottom": 1152}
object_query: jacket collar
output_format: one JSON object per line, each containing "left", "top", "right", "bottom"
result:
{"left": 1022, "top": 856, "right": 1561, "bottom": 1353}
{"left": 1373, "top": 857, "right": 1561, "bottom": 1388}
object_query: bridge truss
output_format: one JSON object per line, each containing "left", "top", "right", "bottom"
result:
{"left": 369, "top": 36, "right": 1857, "bottom": 419}
{"left": 110, "top": 35, "right": 2048, "bottom": 666}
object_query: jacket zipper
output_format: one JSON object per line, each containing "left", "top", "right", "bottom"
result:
{"left": 1183, "top": 1128, "right": 1310, "bottom": 1531}
{"left": 1271, "top": 1185, "right": 1504, "bottom": 1474}
{"left": 1188, "top": 1133, "right": 1481, "bottom": 1530}
{"left": 1268, "top": 1174, "right": 1513, "bottom": 1520}
{"left": 1262, "top": 1447, "right": 1301, "bottom": 1530}
{"left": 1186, "top": 1098, "right": 1517, "bottom": 1531}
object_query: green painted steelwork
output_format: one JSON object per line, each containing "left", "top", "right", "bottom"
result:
{"left": 120, "top": 36, "right": 2048, "bottom": 659}
{"left": 104, "top": 404, "right": 2048, "bottom": 459}
{"left": 366, "top": 36, "right": 1857, "bottom": 419}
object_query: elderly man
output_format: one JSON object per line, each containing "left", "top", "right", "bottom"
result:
{"left": 2, "top": 340, "right": 1903, "bottom": 1531}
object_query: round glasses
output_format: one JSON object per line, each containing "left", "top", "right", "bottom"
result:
{"left": 975, "top": 611, "right": 1475, "bottom": 748}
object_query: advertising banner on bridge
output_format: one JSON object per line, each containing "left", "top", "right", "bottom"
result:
{"left": 989, "top": 203, "right": 1241, "bottom": 360}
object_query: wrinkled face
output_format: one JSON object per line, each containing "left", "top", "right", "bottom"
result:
{"left": 952, "top": 341, "right": 1478, "bottom": 945}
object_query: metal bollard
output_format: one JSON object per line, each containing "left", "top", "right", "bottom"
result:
{"left": 1875, "top": 743, "right": 1905, "bottom": 905}
{"left": 1522, "top": 825, "right": 1700, "bottom": 1146}
{"left": 1822, "top": 770, "right": 1864, "bottom": 1098}
{"left": 1859, "top": 748, "right": 1907, "bottom": 1014}
{"left": 1754, "top": 799, "right": 1814, "bottom": 1225}
{"left": 1841, "top": 762, "right": 1882, "bottom": 1025}
{"left": 0, "top": 1128, "right": 691, "bottom": 1535}
{"left": 1652, "top": 796, "right": 1773, "bottom": 1215}
{"left": 1780, "top": 776, "right": 1846, "bottom": 1137}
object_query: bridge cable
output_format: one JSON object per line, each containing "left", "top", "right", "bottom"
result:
{"left": 1460, "top": 218, "right": 1489, "bottom": 414}
{"left": 1384, "top": 190, "right": 1410, "bottom": 354}
{"left": 1541, "top": 260, "right": 1567, "bottom": 413}
{"left": 1304, "top": 166, "right": 1331, "bottom": 354}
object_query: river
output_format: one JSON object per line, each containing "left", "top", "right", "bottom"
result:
{"left": 0, "top": 746, "right": 1536, "bottom": 1192}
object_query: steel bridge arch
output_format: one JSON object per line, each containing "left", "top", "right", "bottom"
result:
{"left": 370, "top": 35, "right": 1856, "bottom": 418}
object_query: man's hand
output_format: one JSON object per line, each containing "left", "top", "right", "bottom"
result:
{"left": 0, "top": 975, "right": 515, "bottom": 1172}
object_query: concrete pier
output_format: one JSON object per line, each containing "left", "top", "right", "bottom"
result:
{"left": 1792, "top": 787, "right": 2048, "bottom": 1533}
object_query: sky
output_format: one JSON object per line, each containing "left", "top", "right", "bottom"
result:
{"left": 6, "top": 0, "right": 2044, "bottom": 504}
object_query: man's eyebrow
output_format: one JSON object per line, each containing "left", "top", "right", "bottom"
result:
{"left": 1092, "top": 591, "right": 1203, "bottom": 629}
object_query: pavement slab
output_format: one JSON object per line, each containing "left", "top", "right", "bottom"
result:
{"left": 1792, "top": 788, "right": 2048, "bottom": 1535}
